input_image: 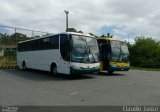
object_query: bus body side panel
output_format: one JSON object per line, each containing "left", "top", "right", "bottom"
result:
{"left": 17, "top": 52, "right": 22, "bottom": 69}
{"left": 17, "top": 49, "right": 70, "bottom": 74}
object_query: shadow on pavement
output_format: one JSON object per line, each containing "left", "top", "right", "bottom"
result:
{"left": 1, "top": 69, "right": 95, "bottom": 81}
{"left": 96, "top": 71, "right": 126, "bottom": 76}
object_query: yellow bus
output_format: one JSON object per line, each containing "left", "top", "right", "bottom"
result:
{"left": 96, "top": 37, "right": 130, "bottom": 74}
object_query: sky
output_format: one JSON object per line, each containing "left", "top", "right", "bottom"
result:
{"left": 0, "top": 0, "right": 160, "bottom": 42}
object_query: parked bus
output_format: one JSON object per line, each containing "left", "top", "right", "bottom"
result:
{"left": 17, "top": 32, "right": 100, "bottom": 75}
{"left": 96, "top": 37, "right": 129, "bottom": 73}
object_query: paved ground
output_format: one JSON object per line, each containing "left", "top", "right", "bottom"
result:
{"left": 0, "top": 69, "right": 160, "bottom": 106}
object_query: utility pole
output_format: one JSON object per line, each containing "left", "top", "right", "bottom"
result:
{"left": 64, "top": 10, "right": 69, "bottom": 32}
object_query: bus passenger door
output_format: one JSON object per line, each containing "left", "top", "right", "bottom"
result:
{"left": 101, "top": 44, "right": 109, "bottom": 70}
{"left": 58, "top": 34, "right": 71, "bottom": 74}
{"left": 98, "top": 39, "right": 110, "bottom": 71}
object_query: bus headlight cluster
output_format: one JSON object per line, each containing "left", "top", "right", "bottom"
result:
{"left": 95, "top": 65, "right": 100, "bottom": 69}
{"left": 111, "top": 64, "right": 117, "bottom": 67}
{"left": 71, "top": 65, "right": 79, "bottom": 69}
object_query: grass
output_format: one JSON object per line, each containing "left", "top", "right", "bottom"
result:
{"left": 130, "top": 66, "right": 160, "bottom": 71}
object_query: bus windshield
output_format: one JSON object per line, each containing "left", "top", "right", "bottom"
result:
{"left": 71, "top": 35, "right": 99, "bottom": 63}
{"left": 110, "top": 40, "right": 129, "bottom": 62}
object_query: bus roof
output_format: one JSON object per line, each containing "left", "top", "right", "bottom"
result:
{"left": 66, "top": 32, "right": 94, "bottom": 37}
{"left": 18, "top": 32, "right": 94, "bottom": 44}
{"left": 96, "top": 37, "right": 125, "bottom": 42}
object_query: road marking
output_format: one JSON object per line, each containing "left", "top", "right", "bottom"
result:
{"left": 69, "top": 92, "right": 80, "bottom": 95}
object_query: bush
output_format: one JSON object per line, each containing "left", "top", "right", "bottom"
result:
{"left": 128, "top": 37, "right": 160, "bottom": 68}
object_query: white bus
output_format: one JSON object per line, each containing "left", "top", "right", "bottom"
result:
{"left": 17, "top": 32, "right": 100, "bottom": 75}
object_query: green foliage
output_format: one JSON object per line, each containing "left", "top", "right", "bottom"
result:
{"left": 0, "top": 32, "right": 30, "bottom": 45}
{"left": 10, "top": 33, "right": 30, "bottom": 42}
{"left": 67, "top": 28, "right": 84, "bottom": 34}
{"left": 129, "top": 36, "right": 160, "bottom": 68}
{"left": 100, "top": 33, "right": 113, "bottom": 38}
{"left": 0, "top": 33, "right": 15, "bottom": 45}
{"left": 0, "top": 33, "right": 10, "bottom": 38}
{"left": 0, "top": 33, "right": 30, "bottom": 64}
{"left": 67, "top": 28, "right": 77, "bottom": 32}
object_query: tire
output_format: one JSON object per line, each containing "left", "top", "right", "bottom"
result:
{"left": 22, "top": 61, "right": 26, "bottom": 70}
{"left": 108, "top": 71, "right": 114, "bottom": 74}
{"left": 51, "top": 65, "right": 58, "bottom": 75}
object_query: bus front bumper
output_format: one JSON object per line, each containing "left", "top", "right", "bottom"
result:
{"left": 70, "top": 67, "right": 100, "bottom": 75}
{"left": 110, "top": 66, "right": 129, "bottom": 71}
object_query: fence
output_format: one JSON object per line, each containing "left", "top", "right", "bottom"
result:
{"left": 0, "top": 25, "right": 49, "bottom": 68}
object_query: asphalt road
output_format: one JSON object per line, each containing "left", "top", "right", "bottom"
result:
{"left": 0, "top": 69, "right": 160, "bottom": 106}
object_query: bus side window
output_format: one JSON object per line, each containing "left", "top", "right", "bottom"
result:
{"left": 60, "top": 34, "right": 70, "bottom": 61}
{"left": 50, "top": 35, "right": 59, "bottom": 49}
{"left": 43, "top": 37, "right": 51, "bottom": 49}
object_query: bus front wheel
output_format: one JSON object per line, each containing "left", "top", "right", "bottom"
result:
{"left": 108, "top": 71, "right": 114, "bottom": 74}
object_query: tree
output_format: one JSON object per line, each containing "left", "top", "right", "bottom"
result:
{"left": 128, "top": 36, "right": 160, "bottom": 68}
{"left": 100, "top": 33, "right": 113, "bottom": 38}
{"left": 67, "top": 28, "right": 77, "bottom": 32}
{"left": 0, "top": 33, "right": 10, "bottom": 38}
{"left": 0, "top": 33, "right": 12, "bottom": 45}
{"left": 10, "top": 33, "right": 30, "bottom": 42}
{"left": 78, "top": 31, "right": 83, "bottom": 33}
{"left": 106, "top": 33, "right": 113, "bottom": 38}
{"left": 0, "top": 33, "right": 30, "bottom": 45}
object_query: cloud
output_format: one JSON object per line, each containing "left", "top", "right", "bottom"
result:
{"left": 0, "top": 0, "right": 160, "bottom": 41}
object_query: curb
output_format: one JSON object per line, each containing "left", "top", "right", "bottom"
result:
{"left": 0, "top": 65, "right": 19, "bottom": 69}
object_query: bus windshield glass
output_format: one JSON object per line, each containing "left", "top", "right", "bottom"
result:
{"left": 110, "top": 40, "right": 129, "bottom": 62}
{"left": 71, "top": 35, "right": 99, "bottom": 63}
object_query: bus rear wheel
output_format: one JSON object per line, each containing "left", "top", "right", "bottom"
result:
{"left": 22, "top": 61, "right": 26, "bottom": 70}
{"left": 51, "top": 65, "right": 58, "bottom": 75}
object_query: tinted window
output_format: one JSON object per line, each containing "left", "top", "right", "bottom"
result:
{"left": 18, "top": 35, "right": 60, "bottom": 51}
{"left": 30, "top": 40, "right": 39, "bottom": 50}
{"left": 50, "top": 35, "right": 59, "bottom": 49}
{"left": 41, "top": 37, "right": 51, "bottom": 50}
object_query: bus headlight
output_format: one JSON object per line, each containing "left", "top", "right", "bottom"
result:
{"left": 71, "top": 65, "right": 78, "bottom": 69}
{"left": 95, "top": 65, "right": 100, "bottom": 69}
{"left": 71, "top": 65, "right": 99, "bottom": 70}
{"left": 111, "top": 64, "right": 117, "bottom": 67}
